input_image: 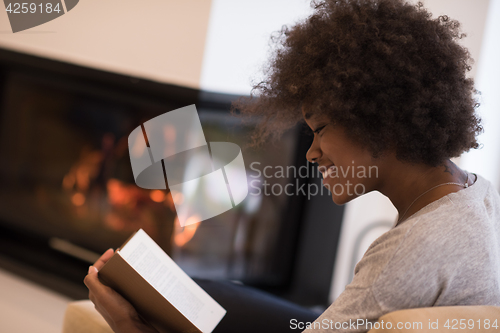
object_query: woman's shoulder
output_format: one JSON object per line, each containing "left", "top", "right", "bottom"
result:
{"left": 382, "top": 173, "right": 500, "bottom": 264}
{"left": 402, "top": 173, "right": 500, "bottom": 234}
{"left": 352, "top": 174, "right": 500, "bottom": 288}
{"left": 367, "top": 174, "right": 500, "bottom": 309}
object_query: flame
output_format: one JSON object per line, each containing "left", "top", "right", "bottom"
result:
{"left": 61, "top": 134, "right": 178, "bottom": 238}
{"left": 76, "top": 166, "right": 90, "bottom": 191}
{"left": 150, "top": 190, "right": 165, "bottom": 203}
{"left": 173, "top": 215, "right": 200, "bottom": 247}
{"left": 62, "top": 173, "right": 75, "bottom": 190}
{"left": 71, "top": 193, "right": 85, "bottom": 206}
{"left": 104, "top": 212, "right": 126, "bottom": 230}
{"left": 107, "top": 179, "right": 133, "bottom": 205}
{"left": 62, "top": 146, "right": 103, "bottom": 209}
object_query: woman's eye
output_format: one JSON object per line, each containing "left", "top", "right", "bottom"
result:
{"left": 313, "top": 125, "right": 326, "bottom": 135}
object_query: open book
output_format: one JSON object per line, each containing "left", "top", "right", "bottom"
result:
{"left": 98, "top": 229, "right": 226, "bottom": 333}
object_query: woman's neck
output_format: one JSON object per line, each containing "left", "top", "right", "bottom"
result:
{"left": 376, "top": 158, "right": 472, "bottom": 224}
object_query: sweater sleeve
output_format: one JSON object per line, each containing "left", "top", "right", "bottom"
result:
{"left": 301, "top": 226, "right": 409, "bottom": 333}
{"left": 301, "top": 286, "right": 382, "bottom": 332}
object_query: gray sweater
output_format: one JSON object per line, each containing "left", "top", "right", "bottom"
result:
{"left": 303, "top": 174, "right": 500, "bottom": 332}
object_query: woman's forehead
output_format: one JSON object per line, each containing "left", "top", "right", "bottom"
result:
{"left": 301, "top": 104, "right": 315, "bottom": 119}
{"left": 302, "top": 105, "right": 328, "bottom": 122}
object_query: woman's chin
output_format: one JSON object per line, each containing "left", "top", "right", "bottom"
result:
{"left": 323, "top": 179, "right": 352, "bottom": 205}
{"left": 323, "top": 178, "right": 368, "bottom": 205}
{"left": 330, "top": 194, "right": 352, "bottom": 205}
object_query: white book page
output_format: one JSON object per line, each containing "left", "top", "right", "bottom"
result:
{"left": 118, "top": 229, "right": 226, "bottom": 333}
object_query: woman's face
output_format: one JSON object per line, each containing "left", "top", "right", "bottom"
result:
{"left": 302, "top": 107, "right": 382, "bottom": 205}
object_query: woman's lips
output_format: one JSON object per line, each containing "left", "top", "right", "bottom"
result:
{"left": 320, "top": 165, "right": 335, "bottom": 179}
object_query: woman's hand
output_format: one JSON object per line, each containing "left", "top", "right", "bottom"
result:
{"left": 84, "top": 249, "right": 159, "bottom": 333}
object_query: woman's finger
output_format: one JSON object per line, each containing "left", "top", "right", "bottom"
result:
{"left": 84, "top": 266, "right": 104, "bottom": 295}
{"left": 84, "top": 251, "right": 161, "bottom": 332}
{"left": 85, "top": 266, "right": 140, "bottom": 320}
{"left": 93, "top": 248, "right": 115, "bottom": 270}
{"left": 85, "top": 266, "right": 121, "bottom": 312}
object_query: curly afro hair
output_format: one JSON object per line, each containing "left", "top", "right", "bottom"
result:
{"left": 232, "top": 0, "right": 482, "bottom": 166}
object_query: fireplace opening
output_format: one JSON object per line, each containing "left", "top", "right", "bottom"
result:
{"left": 0, "top": 48, "right": 343, "bottom": 307}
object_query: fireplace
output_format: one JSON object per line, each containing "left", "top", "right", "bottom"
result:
{"left": 0, "top": 48, "right": 344, "bottom": 306}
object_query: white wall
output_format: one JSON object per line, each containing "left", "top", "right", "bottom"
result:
{"left": 0, "top": 0, "right": 212, "bottom": 88}
{"left": 419, "top": 0, "right": 490, "bottom": 80}
{"left": 200, "top": 0, "right": 314, "bottom": 95}
{"left": 0, "top": 0, "right": 315, "bottom": 94}
{"left": 460, "top": 0, "right": 500, "bottom": 189}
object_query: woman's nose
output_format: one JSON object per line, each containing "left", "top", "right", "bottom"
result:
{"left": 306, "top": 137, "right": 321, "bottom": 164}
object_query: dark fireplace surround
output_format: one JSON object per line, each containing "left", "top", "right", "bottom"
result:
{"left": 0, "top": 48, "right": 343, "bottom": 308}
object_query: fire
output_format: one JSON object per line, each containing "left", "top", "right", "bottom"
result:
{"left": 107, "top": 179, "right": 135, "bottom": 206}
{"left": 173, "top": 215, "right": 200, "bottom": 247}
{"left": 61, "top": 134, "right": 179, "bottom": 241}
{"left": 71, "top": 193, "right": 85, "bottom": 206}
{"left": 62, "top": 146, "right": 103, "bottom": 211}
{"left": 150, "top": 190, "right": 165, "bottom": 203}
